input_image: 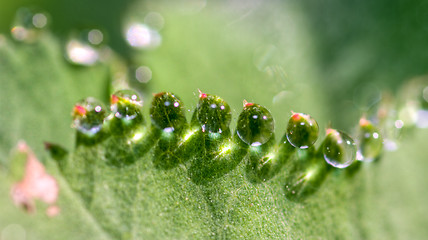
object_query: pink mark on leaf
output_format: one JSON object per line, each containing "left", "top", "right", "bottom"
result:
{"left": 10, "top": 141, "right": 60, "bottom": 217}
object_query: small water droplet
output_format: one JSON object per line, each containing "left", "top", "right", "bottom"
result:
{"left": 110, "top": 90, "right": 144, "bottom": 132}
{"left": 286, "top": 113, "right": 319, "bottom": 149}
{"left": 10, "top": 8, "right": 49, "bottom": 42}
{"left": 357, "top": 118, "right": 383, "bottom": 162}
{"left": 237, "top": 103, "right": 274, "bottom": 146}
{"left": 135, "top": 66, "right": 152, "bottom": 83}
{"left": 72, "top": 97, "right": 107, "bottom": 137}
{"left": 196, "top": 92, "right": 231, "bottom": 133}
{"left": 150, "top": 92, "right": 187, "bottom": 132}
{"left": 322, "top": 129, "right": 356, "bottom": 168}
{"left": 125, "top": 23, "right": 161, "bottom": 49}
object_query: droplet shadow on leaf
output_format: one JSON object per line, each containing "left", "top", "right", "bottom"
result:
{"left": 152, "top": 126, "right": 194, "bottom": 169}
{"left": 104, "top": 125, "right": 159, "bottom": 168}
{"left": 188, "top": 132, "right": 248, "bottom": 185}
{"left": 283, "top": 151, "right": 330, "bottom": 202}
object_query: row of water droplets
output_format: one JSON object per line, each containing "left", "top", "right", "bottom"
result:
{"left": 8, "top": 7, "right": 163, "bottom": 84}
{"left": 71, "top": 88, "right": 389, "bottom": 170}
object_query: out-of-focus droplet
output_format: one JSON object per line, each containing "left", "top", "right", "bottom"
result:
{"left": 322, "top": 129, "right": 356, "bottom": 168}
{"left": 10, "top": 8, "right": 49, "bottom": 42}
{"left": 135, "top": 66, "right": 152, "bottom": 83}
{"left": 196, "top": 92, "right": 231, "bottom": 133}
{"left": 65, "top": 29, "right": 105, "bottom": 66}
{"left": 72, "top": 97, "right": 107, "bottom": 137}
{"left": 66, "top": 39, "right": 99, "bottom": 66}
{"left": 286, "top": 112, "right": 319, "bottom": 149}
{"left": 237, "top": 102, "right": 274, "bottom": 146}
{"left": 125, "top": 23, "right": 161, "bottom": 49}
{"left": 144, "top": 12, "right": 165, "bottom": 30}
{"left": 150, "top": 92, "right": 187, "bottom": 132}
{"left": 357, "top": 118, "right": 383, "bottom": 162}
{"left": 87, "top": 29, "right": 104, "bottom": 45}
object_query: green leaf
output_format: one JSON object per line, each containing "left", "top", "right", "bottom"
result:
{"left": 1, "top": 2, "right": 428, "bottom": 240}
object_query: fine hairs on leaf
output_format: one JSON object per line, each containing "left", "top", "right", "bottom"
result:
{"left": 44, "top": 88, "right": 387, "bottom": 239}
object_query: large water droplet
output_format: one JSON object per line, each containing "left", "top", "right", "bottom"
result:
{"left": 150, "top": 92, "right": 187, "bottom": 132}
{"left": 65, "top": 29, "right": 105, "bottom": 66}
{"left": 72, "top": 97, "right": 107, "bottom": 137}
{"left": 125, "top": 23, "right": 161, "bottom": 49}
{"left": 236, "top": 102, "right": 274, "bottom": 146}
{"left": 109, "top": 89, "right": 144, "bottom": 132}
{"left": 322, "top": 129, "right": 356, "bottom": 168}
{"left": 197, "top": 92, "right": 231, "bottom": 133}
{"left": 357, "top": 118, "right": 383, "bottom": 162}
{"left": 10, "top": 8, "right": 49, "bottom": 42}
{"left": 286, "top": 112, "right": 319, "bottom": 149}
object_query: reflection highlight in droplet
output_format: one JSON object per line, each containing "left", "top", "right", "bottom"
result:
{"left": 66, "top": 40, "right": 99, "bottom": 66}
{"left": 135, "top": 66, "right": 152, "bottom": 83}
{"left": 125, "top": 23, "right": 161, "bottom": 49}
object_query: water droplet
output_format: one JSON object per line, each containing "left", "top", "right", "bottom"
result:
{"left": 10, "top": 8, "right": 49, "bottom": 42}
{"left": 65, "top": 29, "right": 105, "bottom": 66}
{"left": 196, "top": 92, "right": 231, "bottom": 133}
{"left": 135, "top": 66, "right": 152, "bottom": 83}
{"left": 109, "top": 90, "right": 144, "bottom": 132}
{"left": 322, "top": 129, "right": 356, "bottom": 168}
{"left": 150, "top": 92, "right": 187, "bottom": 132}
{"left": 286, "top": 113, "right": 319, "bottom": 149}
{"left": 236, "top": 102, "right": 274, "bottom": 146}
{"left": 357, "top": 118, "right": 383, "bottom": 162}
{"left": 72, "top": 97, "right": 107, "bottom": 138}
{"left": 125, "top": 23, "right": 161, "bottom": 49}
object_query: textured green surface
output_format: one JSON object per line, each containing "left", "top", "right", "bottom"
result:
{"left": 0, "top": 2, "right": 428, "bottom": 240}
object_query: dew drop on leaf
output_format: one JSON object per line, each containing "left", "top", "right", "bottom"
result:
{"left": 357, "top": 118, "right": 383, "bottom": 162}
{"left": 236, "top": 102, "right": 274, "bottom": 146}
{"left": 109, "top": 89, "right": 144, "bottom": 132}
{"left": 72, "top": 97, "right": 107, "bottom": 137}
{"left": 322, "top": 129, "right": 356, "bottom": 168}
{"left": 150, "top": 92, "right": 186, "bottom": 132}
{"left": 286, "top": 112, "right": 319, "bottom": 149}
{"left": 10, "top": 8, "right": 49, "bottom": 43}
{"left": 196, "top": 92, "right": 231, "bottom": 133}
